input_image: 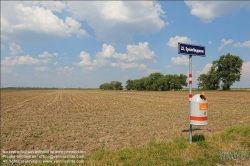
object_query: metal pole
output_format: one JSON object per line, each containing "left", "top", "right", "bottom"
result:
{"left": 189, "top": 55, "right": 192, "bottom": 144}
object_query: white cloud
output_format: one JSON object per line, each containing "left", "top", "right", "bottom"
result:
{"left": 65, "top": 17, "right": 88, "bottom": 39}
{"left": 208, "top": 41, "right": 212, "bottom": 44}
{"left": 126, "top": 42, "right": 156, "bottom": 62}
{"left": 76, "top": 51, "right": 93, "bottom": 66}
{"left": 233, "top": 60, "right": 250, "bottom": 88}
{"left": 54, "top": 61, "right": 58, "bottom": 65}
{"left": 9, "top": 42, "right": 23, "bottom": 56}
{"left": 218, "top": 39, "right": 233, "bottom": 50}
{"left": 1, "top": 2, "right": 89, "bottom": 42}
{"left": 96, "top": 44, "right": 116, "bottom": 59}
{"left": 1, "top": 55, "right": 49, "bottom": 66}
{"left": 111, "top": 62, "right": 147, "bottom": 70}
{"left": 1, "top": 44, "right": 5, "bottom": 50}
{"left": 96, "top": 42, "right": 156, "bottom": 62}
{"left": 171, "top": 55, "right": 189, "bottom": 65}
{"left": 74, "top": 51, "right": 109, "bottom": 70}
{"left": 185, "top": 1, "right": 249, "bottom": 23}
{"left": 57, "top": 66, "right": 73, "bottom": 74}
{"left": 1, "top": 66, "right": 12, "bottom": 74}
{"left": 35, "top": 66, "right": 49, "bottom": 71}
{"left": 196, "top": 64, "right": 212, "bottom": 75}
{"left": 38, "top": 51, "right": 58, "bottom": 58}
{"left": 74, "top": 42, "right": 156, "bottom": 71}
{"left": 242, "top": 61, "right": 250, "bottom": 76}
{"left": 38, "top": 1, "right": 66, "bottom": 13}
{"left": 167, "top": 36, "right": 194, "bottom": 48}
{"left": 233, "top": 41, "right": 250, "bottom": 48}
{"left": 67, "top": 1, "right": 167, "bottom": 43}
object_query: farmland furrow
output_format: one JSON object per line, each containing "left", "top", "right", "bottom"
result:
{"left": 1, "top": 90, "right": 250, "bottom": 155}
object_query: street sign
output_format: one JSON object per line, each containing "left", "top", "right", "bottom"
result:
{"left": 177, "top": 42, "right": 206, "bottom": 144}
{"left": 178, "top": 43, "right": 206, "bottom": 56}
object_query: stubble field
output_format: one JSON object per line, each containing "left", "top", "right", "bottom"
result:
{"left": 1, "top": 90, "right": 250, "bottom": 156}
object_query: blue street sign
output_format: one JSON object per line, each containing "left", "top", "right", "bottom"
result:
{"left": 178, "top": 43, "right": 206, "bottom": 56}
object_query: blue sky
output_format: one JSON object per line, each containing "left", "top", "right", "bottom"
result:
{"left": 1, "top": 1, "right": 250, "bottom": 88}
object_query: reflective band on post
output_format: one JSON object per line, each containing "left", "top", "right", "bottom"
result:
{"left": 189, "top": 74, "right": 192, "bottom": 85}
{"left": 189, "top": 94, "right": 192, "bottom": 102}
{"left": 189, "top": 72, "right": 192, "bottom": 102}
{"left": 190, "top": 116, "right": 208, "bottom": 121}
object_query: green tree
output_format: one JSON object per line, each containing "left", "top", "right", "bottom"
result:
{"left": 148, "top": 72, "right": 164, "bottom": 91}
{"left": 100, "top": 81, "right": 123, "bottom": 90}
{"left": 213, "top": 53, "right": 243, "bottom": 90}
{"left": 126, "top": 79, "right": 135, "bottom": 90}
{"left": 197, "top": 66, "right": 220, "bottom": 90}
{"left": 114, "top": 81, "right": 123, "bottom": 90}
{"left": 168, "top": 74, "right": 187, "bottom": 90}
{"left": 197, "top": 74, "right": 209, "bottom": 90}
{"left": 99, "top": 82, "right": 110, "bottom": 90}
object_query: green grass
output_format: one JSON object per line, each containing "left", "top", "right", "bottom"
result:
{"left": 1, "top": 124, "right": 249, "bottom": 166}
{"left": 84, "top": 124, "right": 250, "bottom": 166}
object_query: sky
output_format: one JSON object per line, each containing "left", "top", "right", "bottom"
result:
{"left": 1, "top": 1, "right": 250, "bottom": 88}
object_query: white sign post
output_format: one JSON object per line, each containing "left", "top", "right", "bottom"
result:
{"left": 178, "top": 43, "right": 206, "bottom": 144}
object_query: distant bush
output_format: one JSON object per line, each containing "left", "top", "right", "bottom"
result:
{"left": 99, "top": 81, "right": 123, "bottom": 90}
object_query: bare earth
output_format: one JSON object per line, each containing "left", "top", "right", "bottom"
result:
{"left": 1, "top": 90, "right": 250, "bottom": 155}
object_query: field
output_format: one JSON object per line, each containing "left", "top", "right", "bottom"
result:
{"left": 1, "top": 90, "right": 250, "bottom": 165}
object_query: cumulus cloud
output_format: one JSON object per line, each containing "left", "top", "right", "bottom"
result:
{"left": 196, "top": 64, "right": 212, "bottom": 75}
{"left": 9, "top": 42, "right": 23, "bottom": 56}
{"left": 218, "top": 39, "right": 233, "bottom": 50}
{"left": 75, "top": 51, "right": 93, "bottom": 66}
{"left": 57, "top": 66, "right": 73, "bottom": 74}
{"left": 96, "top": 42, "right": 156, "bottom": 62}
{"left": 35, "top": 66, "right": 49, "bottom": 71}
{"left": 74, "top": 42, "right": 156, "bottom": 71}
{"left": 1, "top": 66, "right": 12, "bottom": 74}
{"left": 1, "top": 55, "right": 49, "bottom": 66}
{"left": 126, "top": 42, "right": 156, "bottom": 62}
{"left": 167, "top": 36, "right": 194, "bottom": 48}
{"left": 233, "top": 41, "right": 250, "bottom": 48}
{"left": 171, "top": 55, "right": 189, "bottom": 65}
{"left": 185, "top": 1, "right": 249, "bottom": 23}
{"left": 111, "top": 62, "right": 147, "bottom": 70}
{"left": 38, "top": 1, "right": 66, "bottom": 13}
{"left": 242, "top": 61, "right": 250, "bottom": 76}
{"left": 74, "top": 51, "right": 109, "bottom": 69}
{"left": 1, "top": 42, "right": 53, "bottom": 75}
{"left": 236, "top": 61, "right": 250, "bottom": 87}
{"left": 38, "top": 51, "right": 58, "bottom": 58}
{"left": 1, "top": 2, "right": 89, "bottom": 42}
{"left": 67, "top": 1, "right": 167, "bottom": 43}
{"left": 208, "top": 41, "right": 212, "bottom": 44}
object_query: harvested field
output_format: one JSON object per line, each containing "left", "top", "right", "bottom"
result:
{"left": 1, "top": 90, "right": 250, "bottom": 155}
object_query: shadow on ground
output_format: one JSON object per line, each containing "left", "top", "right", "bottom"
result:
{"left": 192, "top": 134, "right": 205, "bottom": 142}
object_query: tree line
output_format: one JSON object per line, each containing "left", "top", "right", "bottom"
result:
{"left": 99, "top": 73, "right": 188, "bottom": 91}
{"left": 126, "top": 73, "right": 187, "bottom": 91}
{"left": 99, "top": 54, "right": 243, "bottom": 91}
